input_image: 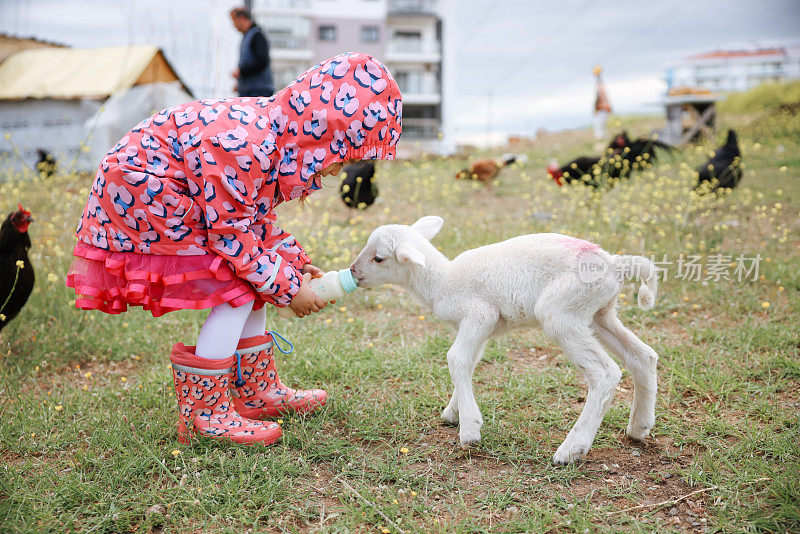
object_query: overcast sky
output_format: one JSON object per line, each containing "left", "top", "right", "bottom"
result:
{"left": 2, "top": 0, "right": 799, "bottom": 140}
{"left": 450, "top": 0, "right": 800, "bottom": 140}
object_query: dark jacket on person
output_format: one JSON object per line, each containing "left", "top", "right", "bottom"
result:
{"left": 238, "top": 24, "right": 275, "bottom": 97}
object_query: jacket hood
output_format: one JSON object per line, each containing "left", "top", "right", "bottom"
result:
{"left": 250, "top": 52, "right": 403, "bottom": 202}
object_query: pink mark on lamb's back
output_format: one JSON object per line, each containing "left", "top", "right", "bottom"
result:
{"left": 559, "top": 236, "right": 600, "bottom": 252}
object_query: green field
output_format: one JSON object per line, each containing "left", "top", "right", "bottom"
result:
{"left": 1, "top": 90, "right": 798, "bottom": 532}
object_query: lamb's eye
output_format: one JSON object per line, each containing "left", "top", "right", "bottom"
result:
{"left": 373, "top": 256, "right": 384, "bottom": 263}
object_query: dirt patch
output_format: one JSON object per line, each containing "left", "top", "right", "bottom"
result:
{"left": 289, "top": 424, "right": 712, "bottom": 532}
{"left": 569, "top": 438, "right": 710, "bottom": 531}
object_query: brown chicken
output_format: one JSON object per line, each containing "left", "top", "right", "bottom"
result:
{"left": 455, "top": 155, "right": 518, "bottom": 186}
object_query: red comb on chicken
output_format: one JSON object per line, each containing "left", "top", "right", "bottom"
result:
{"left": 12, "top": 203, "right": 33, "bottom": 233}
{"left": 547, "top": 159, "right": 563, "bottom": 186}
{"left": 1, "top": 204, "right": 35, "bottom": 332}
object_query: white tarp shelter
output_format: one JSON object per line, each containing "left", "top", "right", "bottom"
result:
{"left": 0, "top": 45, "right": 193, "bottom": 174}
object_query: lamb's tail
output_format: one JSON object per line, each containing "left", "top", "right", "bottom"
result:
{"left": 614, "top": 255, "right": 658, "bottom": 310}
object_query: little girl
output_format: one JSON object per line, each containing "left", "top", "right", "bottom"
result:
{"left": 67, "top": 52, "right": 402, "bottom": 445}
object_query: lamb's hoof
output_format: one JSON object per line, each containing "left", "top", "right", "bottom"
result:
{"left": 459, "top": 427, "right": 481, "bottom": 448}
{"left": 626, "top": 419, "right": 653, "bottom": 442}
{"left": 441, "top": 406, "right": 459, "bottom": 426}
{"left": 552, "top": 443, "right": 589, "bottom": 465}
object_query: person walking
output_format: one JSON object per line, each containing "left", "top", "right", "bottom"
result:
{"left": 592, "top": 65, "right": 612, "bottom": 140}
{"left": 230, "top": 6, "right": 275, "bottom": 97}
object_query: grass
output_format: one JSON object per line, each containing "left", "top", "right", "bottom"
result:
{"left": 1, "top": 94, "right": 799, "bottom": 532}
{"left": 718, "top": 79, "right": 800, "bottom": 115}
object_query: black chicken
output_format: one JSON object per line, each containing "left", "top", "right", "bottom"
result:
{"left": 695, "top": 129, "right": 743, "bottom": 192}
{"left": 0, "top": 205, "right": 35, "bottom": 332}
{"left": 36, "top": 150, "right": 57, "bottom": 178}
{"left": 547, "top": 156, "right": 607, "bottom": 188}
{"left": 546, "top": 131, "right": 674, "bottom": 188}
{"left": 340, "top": 161, "right": 378, "bottom": 209}
{"left": 609, "top": 131, "right": 675, "bottom": 178}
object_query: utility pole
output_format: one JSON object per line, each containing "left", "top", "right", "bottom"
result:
{"left": 486, "top": 90, "right": 493, "bottom": 145}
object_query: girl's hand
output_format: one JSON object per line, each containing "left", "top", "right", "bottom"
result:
{"left": 289, "top": 273, "right": 327, "bottom": 318}
{"left": 300, "top": 264, "right": 336, "bottom": 304}
{"left": 301, "top": 263, "right": 325, "bottom": 278}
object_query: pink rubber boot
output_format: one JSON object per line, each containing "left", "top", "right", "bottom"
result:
{"left": 170, "top": 343, "right": 282, "bottom": 445}
{"left": 230, "top": 332, "right": 328, "bottom": 419}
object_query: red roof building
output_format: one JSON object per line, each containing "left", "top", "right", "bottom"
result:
{"left": 667, "top": 45, "right": 800, "bottom": 93}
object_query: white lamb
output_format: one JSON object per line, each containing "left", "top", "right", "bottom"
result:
{"left": 350, "top": 216, "right": 660, "bottom": 465}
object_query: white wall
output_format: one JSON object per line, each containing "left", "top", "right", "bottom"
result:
{"left": 671, "top": 53, "right": 800, "bottom": 93}
{"left": 0, "top": 99, "right": 102, "bottom": 174}
{"left": 209, "top": 0, "right": 244, "bottom": 97}
{"left": 438, "top": 0, "right": 455, "bottom": 153}
{"left": 312, "top": 0, "right": 387, "bottom": 19}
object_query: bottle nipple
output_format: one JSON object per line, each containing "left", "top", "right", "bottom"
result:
{"left": 337, "top": 268, "right": 358, "bottom": 293}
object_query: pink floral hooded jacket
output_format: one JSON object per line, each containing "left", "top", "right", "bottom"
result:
{"left": 75, "top": 52, "right": 402, "bottom": 306}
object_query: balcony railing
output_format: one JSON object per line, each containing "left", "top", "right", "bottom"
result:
{"left": 269, "top": 35, "right": 310, "bottom": 50}
{"left": 387, "top": 40, "right": 440, "bottom": 55}
{"left": 388, "top": 0, "right": 438, "bottom": 16}
{"left": 400, "top": 117, "right": 440, "bottom": 138}
{"left": 392, "top": 39, "right": 422, "bottom": 53}
{"left": 393, "top": 71, "right": 440, "bottom": 95}
{"left": 258, "top": 0, "right": 310, "bottom": 9}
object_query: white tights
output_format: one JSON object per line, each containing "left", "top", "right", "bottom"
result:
{"left": 195, "top": 301, "right": 267, "bottom": 359}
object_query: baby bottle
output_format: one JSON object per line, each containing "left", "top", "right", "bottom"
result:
{"left": 278, "top": 268, "right": 359, "bottom": 318}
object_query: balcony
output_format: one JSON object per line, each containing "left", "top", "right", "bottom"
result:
{"left": 389, "top": 38, "right": 438, "bottom": 54}
{"left": 385, "top": 40, "right": 441, "bottom": 63}
{"left": 267, "top": 32, "right": 312, "bottom": 61}
{"left": 270, "top": 34, "right": 309, "bottom": 50}
{"left": 387, "top": 0, "right": 438, "bottom": 17}
{"left": 400, "top": 92, "right": 441, "bottom": 105}
{"left": 401, "top": 117, "right": 440, "bottom": 138}
{"left": 258, "top": 0, "right": 310, "bottom": 9}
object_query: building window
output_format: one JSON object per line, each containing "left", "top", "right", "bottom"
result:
{"left": 361, "top": 26, "right": 379, "bottom": 43}
{"left": 392, "top": 30, "right": 422, "bottom": 53}
{"left": 318, "top": 25, "right": 337, "bottom": 41}
{"left": 263, "top": 15, "right": 311, "bottom": 49}
{"left": 394, "top": 70, "right": 422, "bottom": 93}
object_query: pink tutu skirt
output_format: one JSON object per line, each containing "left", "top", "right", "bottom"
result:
{"left": 66, "top": 243, "right": 262, "bottom": 317}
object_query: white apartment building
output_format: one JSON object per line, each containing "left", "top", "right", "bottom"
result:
{"left": 667, "top": 46, "right": 800, "bottom": 93}
{"left": 251, "top": 0, "right": 451, "bottom": 146}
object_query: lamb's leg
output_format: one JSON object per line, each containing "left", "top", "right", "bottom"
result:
{"left": 441, "top": 393, "right": 459, "bottom": 425}
{"left": 593, "top": 310, "right": 658, "bottom": 441}
{"left": 542, "top": 318, "right": 622, "bottom": 465}
{"left": 447, "top": 320, "right": 493, "bottom": 447}
{"left": 441, "top": 341, "right": 487, "bottom": 426}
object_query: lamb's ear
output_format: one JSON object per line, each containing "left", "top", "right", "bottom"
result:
{"left": 396, "top": 243, "right": 426, "bottom": 267}
{"left": 410, "top": 216, "right": 444, "bottom": 241}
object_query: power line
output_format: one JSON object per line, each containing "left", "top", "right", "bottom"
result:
{"left": 592, "top": 4, "right": 684, "bottom": 66}
{"left": 488, "top": 0, "right": 596, "bottom": 93}
{"left": 455, "top": 0, "right": 505, "bottom": 50}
